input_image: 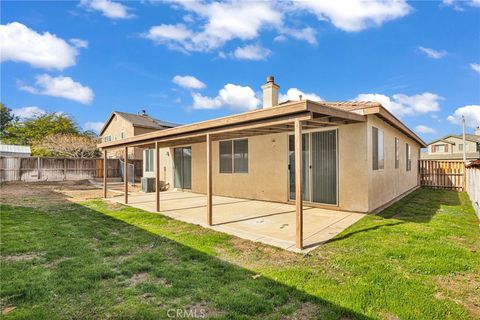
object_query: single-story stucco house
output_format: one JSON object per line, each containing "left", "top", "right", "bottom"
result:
{"left": 98, "top": 76, "right": 426, "bottom": 249}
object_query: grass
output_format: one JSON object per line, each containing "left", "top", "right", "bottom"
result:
{"left": 1, "top": 186, "right": 479, "bottom": 319}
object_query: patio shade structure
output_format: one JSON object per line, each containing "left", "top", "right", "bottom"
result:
{"left": 98, "top": 99, "right": 378, "bottom": 249}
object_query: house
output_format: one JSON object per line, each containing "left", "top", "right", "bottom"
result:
{"left": 99, "top": 111, "right": 178, "bottom": 160}
{"left": 98, "top": 76, "right": 426, "bottom": 249}
{"left": 0, "top": 144, "right": 31, "bottom": 157}
{"left": 421, "top": 128, "right": 480, "bottom": 161}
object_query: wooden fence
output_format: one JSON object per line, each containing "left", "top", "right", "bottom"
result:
{"left": 0, "top": 157, "right": 142, "bottom": 183}
{"left": 419, "top": 160, "right": 465, "bottom": 191}
{"left": 465, "top": 162, "right": 480, "bottom": 218}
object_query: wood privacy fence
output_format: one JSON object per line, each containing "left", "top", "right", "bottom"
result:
{"left": 465, "top": 163, "right": 480, "bottom": 217}
{"left": 419, "top": 160, "right": 465, "bottom": 191}
{"left": 0, "top": 157, "right": 142, "bottom": 183}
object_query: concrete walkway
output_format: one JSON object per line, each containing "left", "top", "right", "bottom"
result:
{"left": 108, "top": 191, "right": 365, "bottom": 252}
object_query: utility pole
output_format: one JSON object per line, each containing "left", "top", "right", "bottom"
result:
{"left": 462, "top": 116, "right": 466, "bottom": 163}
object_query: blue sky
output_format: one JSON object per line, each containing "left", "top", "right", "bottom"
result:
{"left": 1, "top": 0, "right": 479, "bottom": 141}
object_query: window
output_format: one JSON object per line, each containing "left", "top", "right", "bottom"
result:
{"left": 395, "top": 137, "right": 399, "bottom": 169}
{"left": 219, "top": 139, "right": 248, "bottom": 173}
{"left": 145, "top": 149, "right": 154, "bottom": 172}
{"left": 432, "top": 144, "right": 447, "bottom": 153}
{"left": 406, "top": 143, "right": 411, "bottom": 171}
{"left": 121, "top": 131, "right": 126, "bottom": 139}
{"left": 104, "top": 135, "right": 112, "bottom": 142}
{"left": 114, "top": 133, "right": 118, "bottom": 140}
{"left": 372, "top": 127, "right": 384, "bottom": 170}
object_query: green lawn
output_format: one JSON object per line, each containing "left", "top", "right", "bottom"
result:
{"left": 1, "top": 186, "right": 479, "bottom": 319}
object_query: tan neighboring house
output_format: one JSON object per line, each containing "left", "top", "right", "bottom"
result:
{"left": 99, "top": 111, "right": 178, "bottom": 160}
{"left": 99, "top": 76, "right": 426, "bottom": 215}
{"left": 421, "top": 129, "right": 480, "bottom": 161}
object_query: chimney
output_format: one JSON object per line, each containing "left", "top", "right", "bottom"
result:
{"left": 262, "top": 76, "right": 279, "bottom": 108}
{"left": 476, "top": 126, "right": 480, "bottom": 136}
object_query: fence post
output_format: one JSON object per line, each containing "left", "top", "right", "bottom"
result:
{"left": 64, "top": 158, "right": 67, "bottom": 181}
{"left": 37, "top": 157, "right": 41, "bottom": 180}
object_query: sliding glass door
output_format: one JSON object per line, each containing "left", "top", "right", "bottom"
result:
{"left": 288, "top": 129, "right": 338, "bottom": 205}
{"left": 174, "top": 147, "right": 192, "bottom": 189}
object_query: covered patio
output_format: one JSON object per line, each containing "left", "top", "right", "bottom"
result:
{"left": 99, "top": 98, "right": 368, "bottom": 250}
{"left": 108, "top": 190, "right": 365, "bottom": 252}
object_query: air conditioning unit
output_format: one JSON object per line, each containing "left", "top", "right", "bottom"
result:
{"left": 141, "top": 177, "right": 156, "bottom": 193}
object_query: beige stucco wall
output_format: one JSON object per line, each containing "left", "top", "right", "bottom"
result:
{"left": 367, "top": 115, "right": 421, "bottom": 212}
{"left": 142, "top": 147, "right": 174, "bottom": 189}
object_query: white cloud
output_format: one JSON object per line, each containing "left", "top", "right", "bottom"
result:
{"left": 11, "top": 106, "right": 46, "bottom": 119}
{"left": 279, "top": 27, "right": 317, "bottom": 45}
{"left": 447, "top": 105, "right": 480, "bottom": 129}
{"left": 69, "top": 38, "right": 89, "bottom": 48}
{"left": 415, "top": 125, "right": 436, "bottom": 134}
{"left": 19, "top": 74, "right": 94, "bottom": 104}
{"left": 279, "top": 88, "right": 323, "bottom": 103}
{"left": 144, "top": 1, "right": 281, "bottom": 52}
{"left": 80, "top": 0, "right": 134, "bottom": 19}
{"left": 293, "top": 0, "right": 411, "bottom": 32}
{"left": 418, "top": 46, "right": 447, "bottom": 59}
{"left": 172, "top": 75, "right": 206, "bottom": 89}
{"left": 0, "top": 22, "right": 78, "bottom": 70}
{"left": 192, "top": 84, "right": 259, "bottom": 111}
{"left": 470, "top": 63, "right": 480, "bottom": 73}
{"left": 84, "top": 121, "right": 104, "bottom": 133}
{"left": 442, "top": 0, "right": 480, "bottom": 8}
{"left": 233, "top": 44, "right": 271, "bottom": 60}
{"left": 354, "top": 92, "right": 443, "bottom": 118}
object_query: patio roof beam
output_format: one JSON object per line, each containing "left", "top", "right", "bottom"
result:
{"left": 103, "top": 149, "right": 107, "bottom": 198}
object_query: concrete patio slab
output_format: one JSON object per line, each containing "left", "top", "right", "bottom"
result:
{"left": 108, "top": 190, "right": 365, "bottom": 252}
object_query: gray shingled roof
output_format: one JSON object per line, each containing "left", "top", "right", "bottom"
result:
{"left": 427, "top": 134, "right": 480, "bottom": 145}
{"left": 100, "top": 111, "right": 179, "bottom": 135}
{"left": 115, "top": 111, "right": 179, "bottom": 129}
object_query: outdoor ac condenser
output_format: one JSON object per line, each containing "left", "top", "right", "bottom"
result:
{"left": 141, "top": 177, "right": 156, "bottom": 193}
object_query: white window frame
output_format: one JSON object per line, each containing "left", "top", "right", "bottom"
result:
{"left": 372, "top": 127, "right": 384, "bottom": 170}
{"left": 145, "top": 149, "right": 154, "bottom": 173}
{"left": 406, "top": 143, "right": 411, "bottom": 171}
{"left": 395, "top": 137, "right": 399, "bottom": 169}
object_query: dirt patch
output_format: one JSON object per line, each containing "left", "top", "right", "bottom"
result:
{"left": 289, "top": 302, "right": 319, "bottom": 319}
{"left": 127, "top": 272, "right": 172, "bottom": 288}
{"left": 2, "top": 253, "right": 43, "bottom": 262}
{"left": 436, "top": 272, "right": 480, "bottom": 317}
{"left": 186, "top": 302, "right": 225, "bottom": 319}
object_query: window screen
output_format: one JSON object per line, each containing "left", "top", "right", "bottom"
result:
{"left": 145, "top": 149, "right": 154, "bottom": 172}
{"left": 395, "top": 138, "right": 399, "bottom": 169}
{"left": 406, "top": 143, "right": 411, "bottom": 171}
{"left": 233, "top": 139, "right": 248, "bottom": 173}
{"left": 372, "top": 127, "right": 384, "bottom": 170}
{"left": 219, "top": 140, "right": 233, "bottom": 173}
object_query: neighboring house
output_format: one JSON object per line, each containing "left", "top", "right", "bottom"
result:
{"left": 99, "top": 76, "right": 426, "bottom": 214}
{"left": 99, "top": 111, "right": 178, "bottom": 160}
{"left": 421, "top": 129, "right": 480, "bottom": 161}
{"left": 0, "top": 144, "right": 31, "bottom": 157}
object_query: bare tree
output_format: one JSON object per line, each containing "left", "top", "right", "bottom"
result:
{"left": 36, "top": 134, "right": 100, "bottom": 158}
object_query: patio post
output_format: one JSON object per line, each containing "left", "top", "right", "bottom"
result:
{"left": 124, "top": 146, "right": 128, "bottom": 204}
{"left": 155, "top": 141, "right": 160, "bottom": 212}
{"left": 294, "top": 119, "right": 303, "bottom": 249}
{"left": 206, "top": 133, "right": 212, "bottom": 225}
{"left": 103, "top": 149, "right": 107, "bottom": 198}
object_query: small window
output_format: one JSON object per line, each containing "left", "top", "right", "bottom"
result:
{"left": 372, "top": 127, "right": 384, "bottom": 170}
{"left": 406, "top": 143, "right": 411, "bottom": 171}
{"left": 458, "top": 143, "right": 463, "bottom": 151}
{"left": 395, "top": 138, "right": 399, "bottom": 169}
{"left": 145, "top": 149, "right": 154, "bottom": 172}
{"left": 219, "top": 139, "right": 248, "bottom": 173}
{"left": 104, "top": 135, "right": 112, "bottom": 142}
{"left": 114, "top": 133, "right": 118, "bottom": 140}
{"left": 121, "top": 131, "right": 126, "bottom": 139}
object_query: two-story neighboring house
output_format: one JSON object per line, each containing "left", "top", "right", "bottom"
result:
{"left": 99, "top": 111, "right": 178, "bottom": 160}
{"left": 421, "top": 127, "right": 480, "bottom": 160}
